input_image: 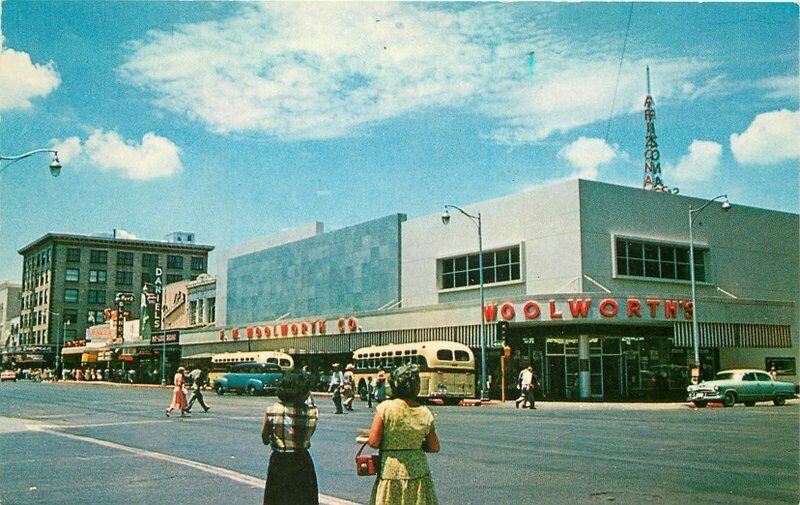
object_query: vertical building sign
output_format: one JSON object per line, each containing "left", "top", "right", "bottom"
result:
{"left": 642, "top": 66, "right": 672, "bottom": 193}
{"left": 153, "top": 267, "right": 163, "bottom": 331}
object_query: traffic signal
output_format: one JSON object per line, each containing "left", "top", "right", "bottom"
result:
{"left": 496, "top": 320, "right": 509, "bottom": 342}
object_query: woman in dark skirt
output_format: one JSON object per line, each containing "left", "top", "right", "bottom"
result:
{"left": 261, "top": 372, "right": 320, "bottom": 505}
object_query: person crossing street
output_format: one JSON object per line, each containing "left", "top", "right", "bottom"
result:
{"left": 186, "top": 368, "right": 211, "bottom": 413}
{"left": 328, "top": 363, "right": 345, "bottom": 414}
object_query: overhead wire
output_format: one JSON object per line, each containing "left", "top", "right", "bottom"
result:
{"left": 604, "top": 2, "right": 635, "bottom": 143}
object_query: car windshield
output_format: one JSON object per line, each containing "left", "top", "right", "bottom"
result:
{"left": 714, "top": 372, "right": 735, "bottom": 381}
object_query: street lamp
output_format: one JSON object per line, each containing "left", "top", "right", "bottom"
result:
{"left": 442, "top": 204, "right": 488, "bottom": 401}
{"left": 0, "top": 149, "right": 62, "bottom": 176}
{"left": 689, "top": 194, "right": 731, "bottom": 384}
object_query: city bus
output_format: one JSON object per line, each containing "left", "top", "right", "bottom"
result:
{"left": 351, "top": 341, "right": 475, "bottom": 404}
{"left": 209, "top": 351, "right": 294, "bottom": 383}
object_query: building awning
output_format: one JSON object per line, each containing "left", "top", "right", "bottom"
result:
{"left": 81, "top": 353, "right": 98, "bottom": 363}
{"left": 673, "top": 322, "right": 792, "bottom": 348}
{"left": 182, "top": 353, "right": 213, "bottom": 360}
{"left": 62, "top": 347, "right": 87, "bottom": 355}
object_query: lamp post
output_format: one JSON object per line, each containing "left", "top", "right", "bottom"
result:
{"left": 689, "top": 194, "right": 731, "bottom": 384}
{"left": 57, "top": 320, "right": 70, "bottom": 381}
{"left": 0, "top": 149, "right": 62, "bottom": 176}
{"left": 442, "top": 204, "right": 488, "bottom": 401}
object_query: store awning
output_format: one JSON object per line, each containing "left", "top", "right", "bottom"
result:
{"left": 118, "top": 354, "right": 135, "bottom": 362}
{"left": 182, "top": 353, "right": 213, "bottom": 361}
{"left": 62, "top": 347, "right": 87, "bottom": 355}
{"left": 673, "top": 322, "right": 792, "bottom": 348}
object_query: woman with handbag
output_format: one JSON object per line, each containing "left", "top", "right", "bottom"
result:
{"left": 366, "top": 364, "right": 439, "bottom": 505}
{"left": 165, "top": 367, "right": 189, "bottom": 418}
{"left": 261, "top": 372, "right": 319, "bottom": 505}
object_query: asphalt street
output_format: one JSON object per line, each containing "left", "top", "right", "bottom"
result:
{"left": 0, "top": 381, "right": 797, "bottom": 505}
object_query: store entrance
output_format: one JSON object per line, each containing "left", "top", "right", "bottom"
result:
{"left": 544, "top": 337, "right": 623, "bottom": 400}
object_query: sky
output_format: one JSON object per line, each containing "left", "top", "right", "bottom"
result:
{"left": 0, "top": 1, "right": 797, "bottom": 283}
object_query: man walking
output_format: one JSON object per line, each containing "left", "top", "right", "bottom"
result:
{"left": 515, "top": 365, "right": 537, "bottom": 409}
{"left": 328, "top": 363, "right": 345, "bottom": 414}
{"left": 342, "top": 364, "right": 356, "bottom": 411}
{"left": 186, "top": 369, "right": 211, "bottom": 413}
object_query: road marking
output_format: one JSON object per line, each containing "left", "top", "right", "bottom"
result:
{"left": 58, "top": 418, "right": 213, "bottom": 429}
{"left": 26, "top": 423, "right": 360, "bottom": 505}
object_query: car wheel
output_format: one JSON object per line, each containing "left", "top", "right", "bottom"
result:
{"left": 216, "top": 385, "right": 225, "bottom": 396}
{"left": 722, "top": 391, "right": 736, "bottom": 407}
{"left": 744, "top": 401, "right": 755, "bottom": 407}
{"left": 235, "top": 389, "right": 243, "bottom": 396}
{"left": 247, "top": 385, "right": 257, "bottom": 396}
{"left": 773, "top": 396, "right": 786, "bottom": 406}
{"left": 693, "top": 400, "right": 707, "bottom": 408}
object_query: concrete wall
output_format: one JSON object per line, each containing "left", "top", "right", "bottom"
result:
{"left": 225, "top": 215, "right": 405, "bottom": 326}
{"left": 401, "top": 179, "right": 584, "bottom": 308}
{"left": 216, "top": 222, "right": 323, "bottom": 326}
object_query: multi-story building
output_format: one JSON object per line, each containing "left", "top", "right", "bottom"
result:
{"left": 181, "top": 179, "right": 797, "bottom": 401}
{"left": 0, "top": 282, "right": 22, "bottom": 360}
{"left": 17, "top": 231, "right": 213, "bottom": 366}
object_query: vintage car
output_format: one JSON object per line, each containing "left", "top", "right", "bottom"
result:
{"left": 0, "top": 370, "right": 17, "bottom": 382}
{"left": 213, "top": 362, "right": 283, "bottom": 396}
{"left": 687, "top": 369, "right": 799, "bottom": 408}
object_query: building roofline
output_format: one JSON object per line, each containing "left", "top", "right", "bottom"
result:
{"left": 18, "top": 233, "right": 215, "bottom": 255}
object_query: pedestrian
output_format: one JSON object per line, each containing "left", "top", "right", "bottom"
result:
{"left": 367, "top": 364, "right": 439, "bottom": 505}
{"left": 166, "top": 366, "right": 190, "bottom": 418}
{"left": 186, "top": 369, "right": 211, "bottom": 413}
{"left": 515, "top": 365, "right": 536, "bottom": 409}
{"left": 769, "top": 365, "right": 778, "bottom": 381}
{"left": 328, "top": 363, "right": 345, "bottom": 414}
{"left": 366, "top": 376, "right": 374, "bottom": 408}
{"left": 262, "top": 372, "right": 319, "bottom": 505}
{"left": 343, "top": 364, "right": 356, "bottom": 411}
{"left": 375, "top": 366, "right": 387, "bottom": 403}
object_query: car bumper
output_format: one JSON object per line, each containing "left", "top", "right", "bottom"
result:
{"left": 688, "top": 391, "right": 723, "bottom": 402}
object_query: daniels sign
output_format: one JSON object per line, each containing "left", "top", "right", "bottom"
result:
{"left": 483, "top": 297, "right": 693, "bottom": 323}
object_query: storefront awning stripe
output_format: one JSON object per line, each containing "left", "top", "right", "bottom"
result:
{"left": 674, "top": 322, "right": 791, "bottom": 349}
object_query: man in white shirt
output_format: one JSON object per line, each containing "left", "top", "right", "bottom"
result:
{"left": 328, "top": 363, "right": 345, "bottom": 414}
{"left": 515, "top": 365, "right": 537, "bottom": 409}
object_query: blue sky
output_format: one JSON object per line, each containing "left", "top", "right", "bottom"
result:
{"left": 0, "top": 1, "right": 797, "bottom": 283}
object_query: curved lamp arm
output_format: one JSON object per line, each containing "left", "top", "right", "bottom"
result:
{"left": 690, "top": 194, "right": 729, "bottom": 221}
{"left": 0, "top": 149, "right": 61, "bottom": 176}
{"left": 442, "top": 204, "right": 481, "bottom": 230}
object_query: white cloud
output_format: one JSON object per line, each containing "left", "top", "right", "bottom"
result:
{"left": 755, "top": 75, "right": 799, "bottom": 100}
{"left": 112, "top": 229, "right": 138, "bottom": 240}
{"left": 119, "top": 4, "right": 721, "bottom": 143}
{"left": 670, "top": 140, "right": 723, "bottom": 182}
{"left": 729, "top": 109, "right": 800, "bottom": 165}
{"left": 50, "top": 137, "right": 82, "bottom": 164}
{"left": 0, "top": 46, "right": 61, "bottom": 111}
{"left": 558, "top": 137, "right": 618, "bottom": 179}
{"left": 83, "top": 130, "right": 183, "bottom": 180}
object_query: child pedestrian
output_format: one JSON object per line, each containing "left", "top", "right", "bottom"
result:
{"left": 262, "top": 372, "right": 319, "bottom": 505}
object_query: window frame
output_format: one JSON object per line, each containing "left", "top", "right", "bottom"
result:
{"left": 167, "top": 255, "right": 184, "bottom": 269}
{"left": 89, "top": 249, "right": 108, "bottom": 264}
{"left": 613, "top": 235, "right": 709, "bottom": 284}
{"left": 438, "top": 244, "right": 523, "bottom": 291}
{"left": 116, "top": 251, "right": 134, "bottom": 266}
{"left": 65, "top": 268, "right": 80, "bottom": 282}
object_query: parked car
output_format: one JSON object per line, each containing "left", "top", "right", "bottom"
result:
{"left": 687, "top": 369, "right": 799, "bottom": 408}
{"left": 0, "top": 370, "right": 17, "bottom": 382}
{"left": 213, "top": 362, "right": 283, "bottom": 396}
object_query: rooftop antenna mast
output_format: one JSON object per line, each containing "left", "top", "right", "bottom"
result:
{"left": 642, "top": 65, "right": 677, "bottom": 194}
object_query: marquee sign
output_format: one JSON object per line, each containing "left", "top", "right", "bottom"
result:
{"left": 483, "top": 297, "right": 693, "bottom": 323}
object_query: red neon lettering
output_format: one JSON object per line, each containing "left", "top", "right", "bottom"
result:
{"left": 599, "top": 299, "right": 619, "bottom": 318}
{"left": 683, "top": 301, "right": 693, "bottom": 320}
{"left": 646, "top": 299, "right": 660, "bottom": 318}
{"left": 549, "top": 300, "right": 563, "bottom": 319}
{"left": 318, "top": 320, "right": 326, "bottom": 334}
{"left": 664, "top": 300, "right": 678, "bottom": 319}
{"left": 627, "top": 299, "right": 642, "bottom": 318}
{"left": 290, "top": 323, "right": 299, "bottom": 335}
{"left": 264, "top": 326, "right": 271, "bottom": 338}
{"left": 255, "top": 327, "right": 262, "bottom": 339}
{"left": 231, "top": 328, "right": 239, "bottom": 340}
{"left": 337, "top": 318, "right": 345, "bottom": 333}
{"left": 246, "top": 326, "right": 254, "bottom": 340}
{"left": 219, "top": 330, "right": 226, "bottom": 341}
{"left": 523, "top": 301, "right": 540, "bottom": 320}
{"left": 568, "top": 299, "right": 591, "bottom": 318}
{"left": 483, "top": 303, "right": 498, "bottom": 322}
{"left": 280, "top": 324, "right": 288, "bottom": 337}
{"left": 301, "top": 322, "right": 309, "bottom": 335}
{"left": 347, "top": 317, "right": 357, "bottom": 332}
{"left": 500, "top": 303, "right": 516, "bottom": 321}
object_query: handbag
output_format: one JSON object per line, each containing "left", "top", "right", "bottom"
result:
{"left": 355, "top": 441, "right": 381, "bottom": 476}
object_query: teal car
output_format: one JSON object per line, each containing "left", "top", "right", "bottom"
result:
{"left": 687, "top": 369, "right": 799, "bottom": 408}
{"left": 214, "top": 363, "right": 283, "bottom": 396}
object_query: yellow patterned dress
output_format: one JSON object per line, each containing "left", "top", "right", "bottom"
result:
{"left": 370, "top": 399, "right": 438, "bottom": 505}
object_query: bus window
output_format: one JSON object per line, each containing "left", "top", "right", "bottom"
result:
{"left": 267, "top": 358, "right": 277, "bottom": 364}
{"left": 279, "top": 359, "right": 291, "bottom": 367}
{"left": 454, "top": 350, "right": 471, "bottom": 362}
{"left": 417, "top": 355, "right": 429, "bottom": 369}
{"left": 437, "top": 349, "right": 454, "bottom": 361}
